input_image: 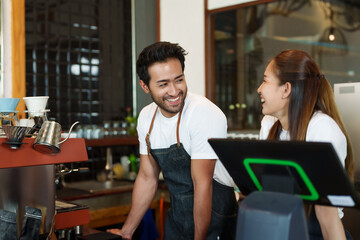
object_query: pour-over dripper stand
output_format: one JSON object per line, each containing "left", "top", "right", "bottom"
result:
{"left": 25, "top": 109, "right": 50, "bottom": 135}
{"left": 0, "top": 111, "right": 20, "bottom": 137}
{"left": 0, "top": 112, "right": 19, "bottom": 125}
{"left": 25, "top": 109, "right": 50, "bottom": 117}
{"left": 2, "top": 141, "right": 27, "bottom": 149}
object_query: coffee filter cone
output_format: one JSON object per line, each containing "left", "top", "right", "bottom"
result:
{"left": 2, "top": 126, "right": 31, "bottom": 143}
{"left": 0, "top": 98, "right": 20, "bottom": 112}
{"left": 23, "top": 96, "right": 49, "bottom": 114}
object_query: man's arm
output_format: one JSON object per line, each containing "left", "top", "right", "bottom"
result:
{"left": 315, "top": 205, "right": 346, "bottom": 240}
{"left": 107, "top": 154, "right": 161, "bottom": 239}
{"left": 191, "top": 159, "right": 216, "bottom": 240}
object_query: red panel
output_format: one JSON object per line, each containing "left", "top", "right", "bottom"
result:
{"left": 55, "top": 209, "right": 90, "bottom": 230}
{"left": 0, "top": 138, "right": 88, "bottom": 169}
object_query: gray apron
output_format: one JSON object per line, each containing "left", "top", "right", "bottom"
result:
{"left": 146, "top": 107, "right": 237, "bottom": 240}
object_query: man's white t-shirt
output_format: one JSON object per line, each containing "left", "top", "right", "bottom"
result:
{"left": 137, "top": 92, "right": 235, "bottom": 187}
{"left": 259, "top": 111, "right": 347, "bottom": 218}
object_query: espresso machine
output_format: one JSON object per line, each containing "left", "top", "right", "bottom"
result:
{"left": 0, "top": 97, "right": 55, "bottom": 238}
{"left": 0, "top": 96, "right": 88, "bottom": 239}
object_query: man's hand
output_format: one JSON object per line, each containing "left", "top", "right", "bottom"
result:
{"left": 107, "top": 228, "right": 131, "bottom": 239}
{"left": 106, "top": 154, "right": 160, "bottom": 240}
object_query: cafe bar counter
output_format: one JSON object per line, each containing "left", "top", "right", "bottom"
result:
{"left": 56, "top": 178, "right": 170, "bottom": 235}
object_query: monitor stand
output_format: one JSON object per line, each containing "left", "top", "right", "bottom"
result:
{"left": 236, "top": 172, "right": 309, "bottom": 240}
{"left": 236, "top": 191, "right": 309, "bottom": 240}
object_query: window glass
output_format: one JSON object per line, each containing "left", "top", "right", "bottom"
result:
{"left": 212, "top": 0, "right": 360, "bottom": 130}
{"left": 25, "top": 0, "right": 132, "bottom": 129}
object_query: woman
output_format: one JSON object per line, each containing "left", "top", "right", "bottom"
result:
{"left": 257, "top": 49, "right": 354, "bottom": 240}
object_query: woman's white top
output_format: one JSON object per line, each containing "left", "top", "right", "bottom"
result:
{"left": 259, "top": 111, "right": 347, "bottom": 218}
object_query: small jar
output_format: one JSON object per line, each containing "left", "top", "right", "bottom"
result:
{"left": 111, "top": 121, "right": 121, "bottom": 137}
{"left": 103, "top": 121, "right": 112, "bottom": 138}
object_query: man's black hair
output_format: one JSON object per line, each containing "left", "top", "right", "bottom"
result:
{"left": 136, "top": 41, "right": 187, "bottom": 86}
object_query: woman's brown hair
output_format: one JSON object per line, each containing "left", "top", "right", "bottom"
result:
{"left": 267, "top": 50, "right": 354, "bottom": 179}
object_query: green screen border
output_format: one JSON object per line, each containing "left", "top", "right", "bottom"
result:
{"left": 243, "top": 158, "right": 319, "bottom": 201}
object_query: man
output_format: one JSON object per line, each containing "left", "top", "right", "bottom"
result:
{"left": 108, "top": 42, "right": 237, "bottom": 240}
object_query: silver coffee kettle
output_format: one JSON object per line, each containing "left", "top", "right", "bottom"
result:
{"left": 33, "top": 121, "right": 79, "bottom": 154}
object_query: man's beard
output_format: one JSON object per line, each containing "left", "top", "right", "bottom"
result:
{"left": 150, "top": 89, "right": 187, "bottom": 115}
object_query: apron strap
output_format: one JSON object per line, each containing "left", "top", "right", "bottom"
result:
{"left": 146, "top": 106, "right": 158, "bottom": 156}
{"left": 176, "top": 107, "right": 183, "bottom": 148}
{"left": 146, "top": 105, "right": 184, "bottom": 155}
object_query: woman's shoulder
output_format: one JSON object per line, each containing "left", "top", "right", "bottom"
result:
{"left": 309, "top": 111, "right": 339, "bottom": 128}
{"left": 307, "top": 111, "right": 347, "bottom": 165}
{"left": 261, "top": 115, "right": 278, "bottom": 127}
{"left": 307, "top": 111, "right": 345, "bottom": 140}
{"left": 259, "top": 115, "right": 278, "bottom": 140}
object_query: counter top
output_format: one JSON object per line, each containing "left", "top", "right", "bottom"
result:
{"left": 56, "top": 179, "right": 169, "bottom": 229}
{"left": 85, "top": 137, "right": 138, "bottom": 147}
{"left": 57, "top": 180, "right": 135, "bottom": 201}
{"left": 57, "top": 179, "right": 168, "bottom": 201}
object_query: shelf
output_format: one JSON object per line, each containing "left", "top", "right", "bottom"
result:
{"left": 85, "top": 136, "right": 139, "bottom": 147}
{"left": 0, "top": 138, "right": 88, "bottom": 169}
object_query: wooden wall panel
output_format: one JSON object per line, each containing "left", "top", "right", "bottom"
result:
{"left": 11, "top": 0, "right": 26, "bottom": 118}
